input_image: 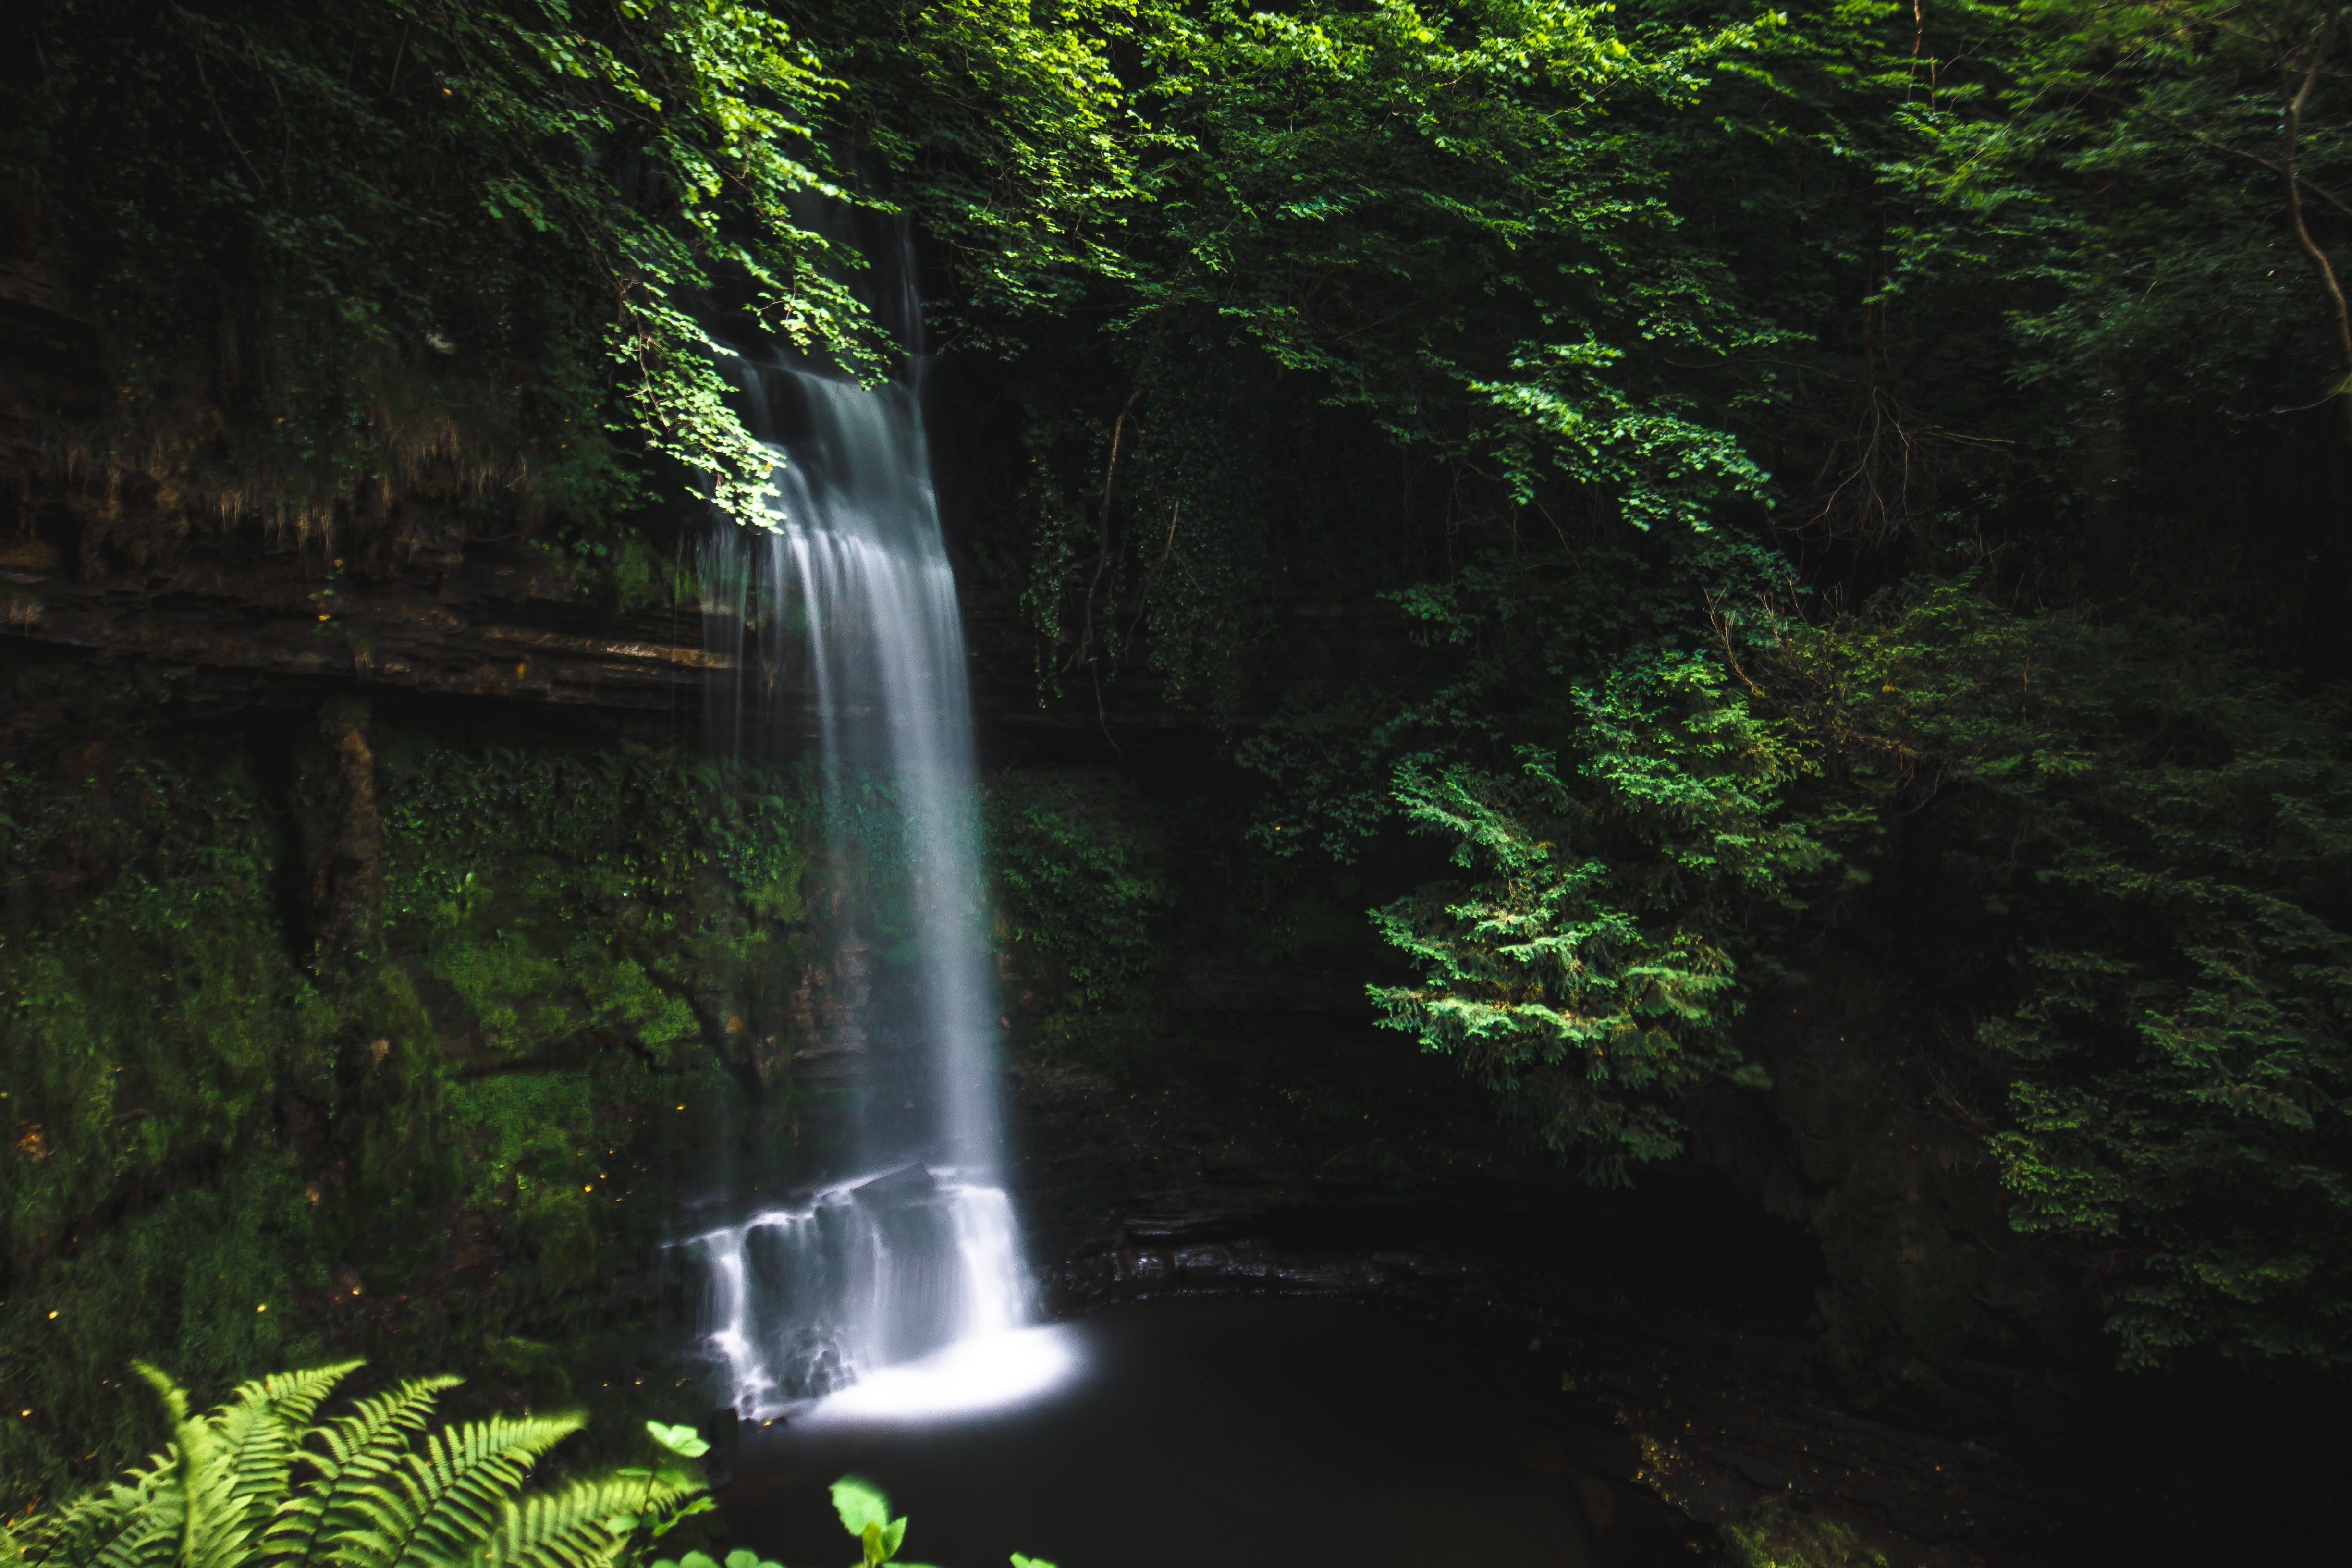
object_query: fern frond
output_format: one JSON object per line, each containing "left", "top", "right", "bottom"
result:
{"left": 268, "top": 1376, "right": 462, "bottom": 1568}
{"left": 322, "top": 1414, "right": 585, "bottom": 1568}
{"left": 16, "top": 1458, "right": 181, "bottom": 1568}
{"left": 78, "top": 1495, "right": 177, "bottom": 1568}
{"left": 188, "top": 1364, "right": 366, "bottom": 1568}
{"left": 128, "top": 1367, "right": 191, "bottom": 1431}
{"left": 18, "top": 1365, "right": 690, "bottom": 1568}
{"left": 484, "top": 1473, "right": 696, "bottom": 1568}
{"left": 232, "top": 1366, "right": 361, "bottom": 1437}
{"left": 27, "top": 1361, "right": 372, "bottom": 1568}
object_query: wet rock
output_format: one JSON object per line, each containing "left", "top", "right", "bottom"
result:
{"left": 849, "top": 1163, "right": 935, "bottom": 1205}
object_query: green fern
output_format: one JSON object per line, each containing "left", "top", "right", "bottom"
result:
{"left": 264, "top": 1377, "right": 463, "bottom": 1568}
{"left": 5, "top": 1364, "right": 699, "bottom": 1568}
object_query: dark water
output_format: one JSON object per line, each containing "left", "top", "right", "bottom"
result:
{"left": 718, "top": 1297, "right": 1614, "bottom": 1568}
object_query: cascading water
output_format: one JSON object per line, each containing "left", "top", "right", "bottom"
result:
{"left": 684, "top": 225, "right": 1062, "bottom": 1421}
{"left": 697, "top": 1169, "right": 1038, "bottom": 1417}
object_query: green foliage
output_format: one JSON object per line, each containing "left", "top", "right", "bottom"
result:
{"left": 1760, "top": 581, "right": 2352, "bottom": 1370}
{"left": 1289, "top": 559, "right": 2352, "bottom": 1368}
{"left": 1130, "top": 0, "right": 1777, "bottom": 516}
{"left": 1238, "top": 527, "right": 1789, "bottom": 866}
{"left": 975, "top": 0, "right": 1793, "bottom": 711}
{"left": 1877, "top": 0, "right": 2352, "bottom": 434}
{"left": 651, "top": 1551, "right": 779, "bottom": 1568}
{"left": 0, "top": 718, "right": 853, "bottom": 1507}
{"left": 1368, "top": 653, "right": 1814, "bottom": 1178}
{"left": 984, "top": 770, "right": 1174, "bottom": 1043}
{"left": 802, "top": 0, "right": 1165, "bottom": 337}
{"left": 8, "top": 0, "right": 884, "bottom": 527}
{"left": 3, "top": 1361, "right": 698, "bottom": 1568}
{"left": 3, "top": 1366, "right": 1051, "bottom": 1568}
{"left": 826, "top": 1477, "right": 941, "bottom": 1568}
{"left": 652, "top": 1475, "right": 1062, "bottom": 1568}
{"left": 641, "top": 1424, "right": 707, "bottom": 1461}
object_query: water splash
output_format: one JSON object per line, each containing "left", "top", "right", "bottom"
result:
{"left": 694, "top": 1168, "right": 1041, "bottom": 1417}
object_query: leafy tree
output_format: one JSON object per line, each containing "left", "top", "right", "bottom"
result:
{"left": 1884, "top": 0, "right": 2352, "bottom": 438}
{"left": 983, "top": 0, "right": 1787, "bottom": 711}
{"left": 790, "top": 0, "right": 1165, "bottom": 337}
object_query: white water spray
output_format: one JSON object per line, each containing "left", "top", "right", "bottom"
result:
{"left": 697, "top": 1170, "right": 1037, "bottom": 1416}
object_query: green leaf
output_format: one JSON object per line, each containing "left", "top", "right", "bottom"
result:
{"left": 646, "top": 1494, "right": 718, "bottom": 1541}
{"left": 831, "top": 1478, "right": 890, "bottom": 1539}
{"left": 1010, "top": 1556, "right": 1059, "bottom": 1568}
{"left": 647, "top": 1421, "right": 712, "bottom": 1458}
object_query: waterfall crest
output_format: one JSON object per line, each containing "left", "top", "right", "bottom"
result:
{"left": 686, "top": 228, "right": 1039, "bottom": 1419}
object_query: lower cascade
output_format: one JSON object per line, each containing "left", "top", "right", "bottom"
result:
{"left": 685, "top": 234, "right": 1054, "bottom": 1422}
{"left": 698, "top": 1165, "right": 1040, "bottom": 1418}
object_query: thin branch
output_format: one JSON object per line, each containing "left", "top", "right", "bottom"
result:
{"left": 2282, "top": 10, "right": 2352, "bottom": 441}
{"left": 1122, "top": 501, "right": 1180, "bottom": 657}
{"left": 2088, "top": 89, "right": 2352, "bottom": 222}
{"left": 1070, "top": 382, "right": 1147, "bottom": 752}
{"left": 184, "top": 29, "right": 270, "bottom": 203}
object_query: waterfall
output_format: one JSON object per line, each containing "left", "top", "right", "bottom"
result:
{"left": 684, "top": 225, "right": 1050, "bottom": 1420}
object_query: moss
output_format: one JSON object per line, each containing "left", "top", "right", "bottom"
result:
{"left": 2, "top": 1152, "right": 329, "bottom": 1506}
{"left": 0, "top": 697, "right": 870, "bottom": 1508}
{"left": 984, "top": 768, "right": 1175, "bottom": 1057}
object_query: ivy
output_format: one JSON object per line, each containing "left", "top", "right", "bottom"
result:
{"left": 984, "top": 769, "right": 1175, "bottom": 1044}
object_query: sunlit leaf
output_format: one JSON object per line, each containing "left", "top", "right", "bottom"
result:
{"left": 646, "top": 1421, "right": 711, "bottom": 1458}
{"left": 831, "top": 1478, "right": 891, "bottom": 1538}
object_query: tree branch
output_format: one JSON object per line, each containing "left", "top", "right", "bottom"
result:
{"left": 2089, "top": 89, "right": 2352, "bottom": 222}
{"left": 2283, "top": 9, "right": 2352, "bottom": 441}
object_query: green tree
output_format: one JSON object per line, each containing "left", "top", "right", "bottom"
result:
{"left": 1369, "top": 653, "right": 1817, "bottom": 1179}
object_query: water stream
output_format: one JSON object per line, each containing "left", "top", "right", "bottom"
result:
{"left": 685, "top": 228, "right": 1045, "bottom": 1420}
